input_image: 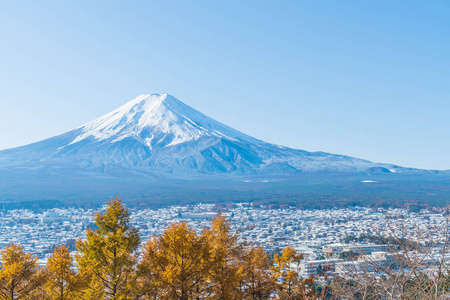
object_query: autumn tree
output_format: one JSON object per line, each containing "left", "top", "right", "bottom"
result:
{"left": 0, "top": 244, "right": 44, "bottom": 300}
{"left": 272, "top": 245, "right": 304, "bottom": 298}
{"left": 203, "top": 214, "right": 243, "bottom": 299}
{"left": 138, "top": 222, "right": 211, "bottom": 300}
{"left": 240, "top": 246, "right": 276, "bottom": 300}
{"left": 45, "top": 245, "right": 81, "bottom": 300}
{"left": 76, "top": 197, "right": 140, "bottom": 300}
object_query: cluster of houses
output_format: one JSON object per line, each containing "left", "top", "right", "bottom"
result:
{"left": 0, "top": 203, "right": 448, "bottom": 277}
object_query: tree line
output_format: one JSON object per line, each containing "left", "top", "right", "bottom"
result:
{"left": 2, "top": 198, "right": 450, "bottom": 299}
{"left": 0, "top": 197, "right": 326, "bottom": 300}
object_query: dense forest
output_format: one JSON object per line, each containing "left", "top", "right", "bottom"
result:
{"left": 1, "top": 198, "right": 449, "bottom": 299}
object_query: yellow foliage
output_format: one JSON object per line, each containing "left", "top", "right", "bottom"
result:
{"left": 0, "top": 244, "right": 44, "bottom": 300}
{"left": 241, "top": 246, "right": 277, "bottom": 299}
{"left": 76, "top": 197, "right": 140, "bottom": 299}
{"left": 0, "top": 200, "right": 323, "bottom": 299}
{"left": 272, "top": 245, "right": 304, "bottom": 298}
{"left": 45, "top": 245, "right": 83, "bottom": 300}
{"left": 138, "top": 222, "right": 211, "bottom": 300}
{"left": 203, "top": 214, "right": 244, "bottom": 299}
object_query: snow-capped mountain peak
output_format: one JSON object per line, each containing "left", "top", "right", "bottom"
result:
{"left": 0, "top": 93, "right": 411, "bottom": 176}
{"left": 0, "top": 93, "right": 447, "bottom": 204}
{"left": 69, "top": 93, "right": 255, "bottom": 149}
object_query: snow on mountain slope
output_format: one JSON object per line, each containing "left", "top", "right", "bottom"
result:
{"left": 68, "top": 93, "right": 261, "bottom": 149}
{"left": 0, "top": 93, "right": 409, "bottom": 176}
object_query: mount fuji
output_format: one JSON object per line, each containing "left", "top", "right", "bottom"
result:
{"left": 0, "top": 93, "right": 448, "bottom": 207}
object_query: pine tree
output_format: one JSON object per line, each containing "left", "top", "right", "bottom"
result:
{"left": 45, "top": 245, "right": 81, "bottom": 300}
{"left": 203, "top": 214, "right": 243, "bottom": 299}
{"left": 76, "top": 197, "right": 140, "bottom": 299}
{"left": 0, "top": 244, "right": 44, "bottom": 300}
{"left": 138, "top": 222, "right": 211, "bottom": 300}
{"left": 272, "top": 245, "right": 304, "bottom": 298}
{"left": 240, "top": 246, "right": 276, "bottom": 300}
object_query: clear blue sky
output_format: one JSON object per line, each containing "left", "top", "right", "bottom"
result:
{"left": 0, "top": 1, "right": 449, "bottom": 170}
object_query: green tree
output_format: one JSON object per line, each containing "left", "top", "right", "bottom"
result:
{"left": 76, "top": 197, "right": 140, "bottom": 299}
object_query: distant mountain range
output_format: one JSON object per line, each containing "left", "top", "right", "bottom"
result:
{"left": 0, "top": 94, "right": 448, "bottom": 208}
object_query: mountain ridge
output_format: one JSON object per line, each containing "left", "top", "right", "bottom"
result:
{"left": 0, "top": 93, "right": 407, "bottom": 174}
{"left": 0, "top": 93, "right": 448, "bottom": 206}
